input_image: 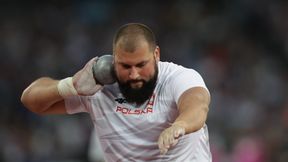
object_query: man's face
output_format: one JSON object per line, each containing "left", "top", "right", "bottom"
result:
{"left": 113, "top": 40, "right": 160, "bottom": 104}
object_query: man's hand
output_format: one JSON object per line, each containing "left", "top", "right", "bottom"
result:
{"left": 158, "top": 122, "right": 186, "bottom": 155}
{"left": 73, "top": 57, "right": 103, "bottom": 96}
{"left": 57, "top": 57, "right": 103, "bottom": 98}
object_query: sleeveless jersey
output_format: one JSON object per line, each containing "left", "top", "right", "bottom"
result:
{"left": 65, "top": 61, "right": 212, "bottom": 162}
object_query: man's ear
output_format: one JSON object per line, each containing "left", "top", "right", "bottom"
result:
{"left": 154, "top": 46, "right": 160, "bottom": 62}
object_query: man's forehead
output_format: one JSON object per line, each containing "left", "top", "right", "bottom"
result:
{"left": 115, "top": 37, "right": 149, "bottom": 51}
{"left": 114, "top": 43, "right": 153, "bottom": 59}
{"left": 114, "top": 53, "right": 152, "bottom": 65}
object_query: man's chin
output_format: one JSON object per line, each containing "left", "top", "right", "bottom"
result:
{"left": 130, "top": 82, "right": 143, "bottom": 89}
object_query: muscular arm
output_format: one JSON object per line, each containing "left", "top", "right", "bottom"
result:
{"left": 158, "top": 86, "right": 210, "bottom": 154}
{"left": 21, "top": 57, "right": 101, "bottom": 115}
{"left": 174, "top": 87, "right": 210, "bottom": 133}
{"left": 21, "top": 77, "right": 67, "bottom": 115}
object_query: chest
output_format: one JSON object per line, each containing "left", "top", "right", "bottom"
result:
{"left": 89, "top": 92, "right": 179, "bottom": 133}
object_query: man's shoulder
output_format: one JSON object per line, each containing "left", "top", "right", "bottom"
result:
{"left": 159, "top": 61, "right": 179, "bottom": 67}
{"left": 159, "top": 61, "right": 181, "bottom": 70}
{"left": 159, "top": 61, "right": 200, "bottom": 74}
{"left": 158, "top": 61, "right": 203, "bottom": 85}
{"left": 158, "top": 61, "right": 187, "bottom": 76}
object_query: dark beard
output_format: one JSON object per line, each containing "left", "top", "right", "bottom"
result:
{"left": 116, "top": 65, "right": 158, "bottom": 105}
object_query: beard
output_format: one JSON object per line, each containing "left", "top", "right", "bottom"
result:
{"left": 116, "top": 63, "right": 158, "bottom": 105}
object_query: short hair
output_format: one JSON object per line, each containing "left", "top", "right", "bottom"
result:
{"left": 113, "top": 23, "right": 156, "bottom": 53}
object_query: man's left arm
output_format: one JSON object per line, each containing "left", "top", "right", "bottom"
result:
{"left": 158, "top": 87, "right": 210, "bottom": 154}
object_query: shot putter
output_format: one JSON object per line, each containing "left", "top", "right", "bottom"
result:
{"left": 92, "top": 55, "right": 116, "bottom": 85}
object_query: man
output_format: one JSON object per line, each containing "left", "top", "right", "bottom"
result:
{"left": 21, "top": 23, "right": 212, "bottom": 161}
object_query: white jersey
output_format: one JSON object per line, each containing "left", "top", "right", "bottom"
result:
{"left": 65, "top": 61, "right": 212, "bottom": 162}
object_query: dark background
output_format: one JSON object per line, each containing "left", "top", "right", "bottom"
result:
{"left": 0, "top": 0, "right": 287, "bottom": 162}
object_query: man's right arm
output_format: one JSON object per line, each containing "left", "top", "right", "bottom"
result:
{"left": 21, "top": 77, "right": 67, "bottom": 115}
{"left": 21, "top": 57, "right": 102, "bottom": 115}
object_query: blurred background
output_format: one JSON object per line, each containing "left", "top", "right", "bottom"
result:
{"left": 0, "top": 0, "right": 287, "bottom": 162}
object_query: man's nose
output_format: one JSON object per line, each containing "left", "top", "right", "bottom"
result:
{"left": 129, "top": 67, "right": 140, "bottom": 79}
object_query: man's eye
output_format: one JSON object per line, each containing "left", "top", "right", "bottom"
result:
{"left": 136, "top": 62, "right": 146, "bottom": 68}
{"left": 122, "top": 64, "right": 131, "bottom": 69}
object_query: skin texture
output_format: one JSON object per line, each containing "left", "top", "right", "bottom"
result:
{"left": 21, "top": 77, "right": 66, "bottom": 115}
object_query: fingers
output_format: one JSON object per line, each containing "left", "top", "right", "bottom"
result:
{"left": 158, "top": 137, "right": 168, "bottom": 155}
{"left": 86, "top": 57, "right": 99, "bottom": 68}
{"left": 72, "top": 57, "right": 102, "bottom": 96}
{"left": 174, "top": 127, "right": 185, "bottom": 138}
{"left": 158, "top": 130, "right": 176, "bottom": 155}
{"left": 158, "top": 124, "right": 185, "bottom": 155}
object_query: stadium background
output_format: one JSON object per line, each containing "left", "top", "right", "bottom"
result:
{"left": 0, "top": 0, "right": 287, "bottom": 162}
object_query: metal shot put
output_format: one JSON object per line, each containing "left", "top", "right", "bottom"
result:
{"left": 92, "top": 55, "right": 116, "bottom": 85}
